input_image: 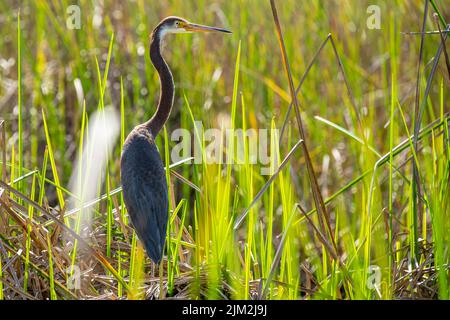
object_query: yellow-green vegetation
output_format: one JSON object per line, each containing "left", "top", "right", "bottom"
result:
{"left": 0, "top": 0, "right": 449, "bottom": 300}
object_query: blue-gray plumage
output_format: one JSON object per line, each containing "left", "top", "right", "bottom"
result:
{"left": 121, "top": 126, "right": 168, "bottom": 262}
{"left": 120, "top": 16, "right": 231, "bottom": 264}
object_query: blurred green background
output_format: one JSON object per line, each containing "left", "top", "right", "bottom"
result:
{"left": 0, "top": 0, "right": 449, "bottom": 300}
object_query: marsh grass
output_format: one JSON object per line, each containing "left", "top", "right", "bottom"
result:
{"left": 0, "top": 0, "right": 449, "bottom": 299}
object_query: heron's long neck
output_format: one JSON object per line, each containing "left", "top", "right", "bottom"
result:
{"left": 145, "top": 31, "right": 174, "bottom": 137}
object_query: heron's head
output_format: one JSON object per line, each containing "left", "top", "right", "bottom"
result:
{"left": 154, "top": 16, "right": 231, "bottom": 39}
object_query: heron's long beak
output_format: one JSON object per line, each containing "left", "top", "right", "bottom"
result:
{"left": 184, "top": 22, "right": 232, "bottom": 34}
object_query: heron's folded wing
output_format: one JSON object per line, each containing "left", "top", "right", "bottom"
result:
{"left": 121, "top": 136, "right": 169, "bottom": 263}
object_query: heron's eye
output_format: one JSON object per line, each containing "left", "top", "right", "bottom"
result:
{"left": 175, "top": 21, "right": 179, "bottom": 27}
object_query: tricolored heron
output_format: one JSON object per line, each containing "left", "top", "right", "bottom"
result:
{"left": 120, "top": 17, "right": 231, "bottom": 263}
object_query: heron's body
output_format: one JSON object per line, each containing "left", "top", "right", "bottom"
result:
{"left": 121, "top": 126, "right": 168, "bottom": 262}
{"left": 120, "top": 16, "right": 230, "bottom": 263}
